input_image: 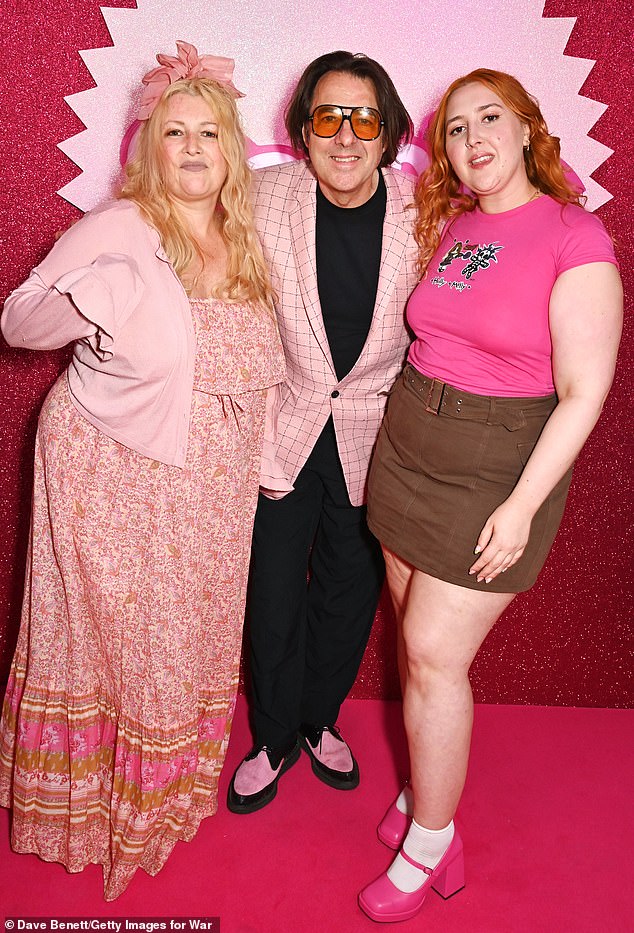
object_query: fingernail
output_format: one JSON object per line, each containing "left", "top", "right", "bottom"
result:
{"left": 474, "top": 546, "right": 482, "bottom": 555}
{"left": 485, "top": 577, "right": 492, "bottom": 584}
{"left": 469, "top": 569, "right": 476, "bottom": 575}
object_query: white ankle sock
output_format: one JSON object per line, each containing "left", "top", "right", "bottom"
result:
{"left": 395, "top": 784, "right": 413, "bottom": 815}
{"left": 387, "top": 819, "right": 454, "bottom": 894}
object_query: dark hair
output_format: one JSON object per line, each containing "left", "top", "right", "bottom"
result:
{"left": 285, "top": 50, "right": 413, "bottom": 166}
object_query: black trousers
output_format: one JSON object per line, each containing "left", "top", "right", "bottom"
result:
{"left": 247, "top": 419, "right": 385, "bottom": 749}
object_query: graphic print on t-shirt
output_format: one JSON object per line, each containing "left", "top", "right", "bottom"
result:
{"left": 431, "top": 238, "right": 504, "bottom": 292}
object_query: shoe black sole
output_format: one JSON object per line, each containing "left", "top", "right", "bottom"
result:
{"left": 299, "top": 736, "right": 360, "bottom": 790}
{"left": 226, "top": 741, "right": 301, "bottom": 814}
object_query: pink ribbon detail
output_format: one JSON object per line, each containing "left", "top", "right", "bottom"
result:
{"left": 137, "top": 40, "right": 244, "bottom": 121}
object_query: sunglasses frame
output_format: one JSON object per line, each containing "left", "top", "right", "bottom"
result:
{"left": 307, "top": 104, "right": 385, "bottom": 141}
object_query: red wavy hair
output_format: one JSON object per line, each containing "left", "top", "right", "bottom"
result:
{"left": 414, "top": 69, "right": 584, "bottom": 276}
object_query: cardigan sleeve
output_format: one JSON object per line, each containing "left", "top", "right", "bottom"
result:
{"left": 2, "top": 255, "right": 143, "bottom": 357}
{"left": 2, "top": 206, "right": 144, "bottom": 357}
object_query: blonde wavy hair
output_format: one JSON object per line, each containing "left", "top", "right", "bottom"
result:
{"left": 414, "top": 68, "right": 584, "bottom": 276}
{"left": 120, "top": 78, "right": 274, "bottom": 308}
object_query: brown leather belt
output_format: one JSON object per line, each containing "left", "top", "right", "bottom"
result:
{"left": 402, "top": 364, "right": 556, "bottom": 432}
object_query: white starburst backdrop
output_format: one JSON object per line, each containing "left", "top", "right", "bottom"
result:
{"left": 57, "top": 0, "right": 613, "bottom": 212}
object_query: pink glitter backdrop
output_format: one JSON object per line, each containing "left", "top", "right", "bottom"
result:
{"left": 0, "top": 1, "right": 631, "bottom": 706}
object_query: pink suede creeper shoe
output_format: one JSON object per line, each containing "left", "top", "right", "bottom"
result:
{"left": 227, "top": 741, "right": 300, "bottom": 814}
{"left": 299, "top": 723, "right": 359, "bottom": 789}
{"left": 358, "top": 828, "right": 465, "bottom": 923}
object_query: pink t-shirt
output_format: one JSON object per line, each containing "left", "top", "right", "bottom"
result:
{"left": 406, "top": 196, "right": 618, "bottom": 396}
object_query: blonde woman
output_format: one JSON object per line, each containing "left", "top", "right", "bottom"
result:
{"left": 0, "top": 42, "right": 284, "bottom": 900}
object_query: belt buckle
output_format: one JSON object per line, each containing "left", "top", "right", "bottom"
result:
{"left": 425, "top": 378, "right": 446, "bottom": 414}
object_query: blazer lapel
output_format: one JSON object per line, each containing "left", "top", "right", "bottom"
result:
{"left": 360, "top": 169, "right": 413, "bottom": 354}
{"left": 289, "top": 166, "right": 336, "bottom": 372}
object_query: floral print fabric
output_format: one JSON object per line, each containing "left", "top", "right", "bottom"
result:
{"left": 0, "top": 299, "right": 285, "bottom": 900}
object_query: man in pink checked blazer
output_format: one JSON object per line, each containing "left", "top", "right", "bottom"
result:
{"left": 228, "top": 51, "right": 419, "bottom": 814}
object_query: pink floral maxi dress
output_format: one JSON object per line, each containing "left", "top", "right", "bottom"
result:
{"left": 0, "top": 297, "right": 285, "bottom": 900}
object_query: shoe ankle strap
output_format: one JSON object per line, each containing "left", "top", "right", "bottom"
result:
{"left": 400, "top": 848, "right": 433, "bottom": 875}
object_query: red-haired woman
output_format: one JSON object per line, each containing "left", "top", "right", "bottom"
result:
{"left": 359, "top": 69, "right": 623, "bottom": 922}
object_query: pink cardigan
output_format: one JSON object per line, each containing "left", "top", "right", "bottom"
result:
{"left": 3, "top": 200, "right": 199, "bottom": 467}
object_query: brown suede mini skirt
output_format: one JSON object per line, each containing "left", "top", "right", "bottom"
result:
{"left": 367, "top": 364, "right": 573, "bottom": 593}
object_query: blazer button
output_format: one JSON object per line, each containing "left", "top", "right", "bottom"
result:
{"left": 331, "top": 390, "right": 340, "bottom": 398}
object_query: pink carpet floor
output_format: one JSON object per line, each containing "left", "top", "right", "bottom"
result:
{"left": 1, "top": 697, "right": 632, "bottom": 932}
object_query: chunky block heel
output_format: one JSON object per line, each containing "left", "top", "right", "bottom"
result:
{"left": 431, "top": 834, "right": 465, "bottom": 898}
{"left": 359, "top": 828, "right": 465, "bottom": 923}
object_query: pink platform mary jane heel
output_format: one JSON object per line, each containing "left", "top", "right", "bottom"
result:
{"left": 377, "top": 795, "right": 411, "bottom": 849}
{"left": 358, "top": 828, "right": 465, "bottom": 923}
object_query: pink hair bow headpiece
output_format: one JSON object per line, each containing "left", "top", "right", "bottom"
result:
{"left": 136, "top": 40, "right": 244, "bottom": 120}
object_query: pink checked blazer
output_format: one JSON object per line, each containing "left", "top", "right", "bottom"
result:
{"left": 255, "top": 160, "right": 418, "bottom": 506}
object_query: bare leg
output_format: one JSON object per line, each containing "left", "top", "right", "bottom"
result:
{"left": 384, "top": 547, "right": 515, "bottom": 829}
{"left": 359, "top": 549, "right": 516, "bottom": 914}
{"left": 383, "top": 548, "right": 415, "bottom": 697}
